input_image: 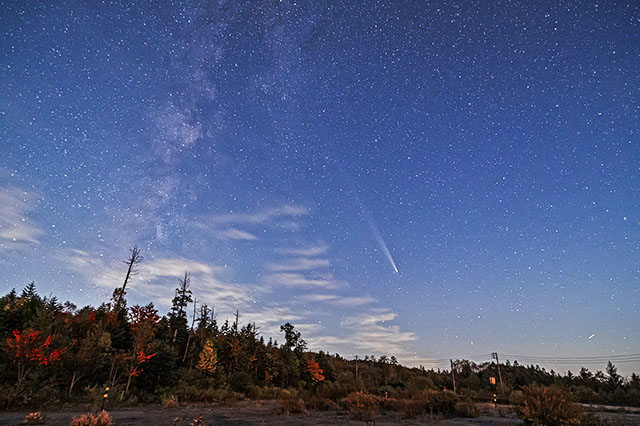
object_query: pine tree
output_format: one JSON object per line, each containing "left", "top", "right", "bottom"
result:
{"left": 21, "top": 282, "right": 38, "bottom": 299}
{"left": 168, "top": 272, "right": 192, "bottom": 354}
{"left": 279, "top": 323, "right": 306, "bottom": 388}
{"left": 606, "top": 361, "right": 623, "bottom": 391}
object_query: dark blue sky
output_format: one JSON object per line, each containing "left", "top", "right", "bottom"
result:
{"left": 1, "top": 1, "right": 639, "bottom": 374}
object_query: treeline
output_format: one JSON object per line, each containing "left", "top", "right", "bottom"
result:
{"left": 0, "top": 249, "right": 639, "bottom": 410}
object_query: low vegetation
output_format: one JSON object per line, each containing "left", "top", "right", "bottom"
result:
{"left": 70, "top": 411, "right": 112, "bottom": 426}
{"left": 517, "top": 384, "right": 583, "bottom": 425}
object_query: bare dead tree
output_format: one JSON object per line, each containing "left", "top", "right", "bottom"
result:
{"left": 113, "top": 245, "right": 142, "bottom": 312}
{"left": 182, "top": 297, "right": 198, "bottom": 364}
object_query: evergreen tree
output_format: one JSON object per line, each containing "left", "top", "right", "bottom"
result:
{"left": 21, "top": 282, "right": 38, "bottom": 299}
{"left": 168, "top": 272, "right": 192, "bottom": 355}
{"left": 279, "top": 322, "right": 306, "bottom": 388}
{"left": 606, "top": 361, "right": 623, "bottom": 391}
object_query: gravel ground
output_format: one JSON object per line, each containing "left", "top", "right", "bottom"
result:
{"left": 2, "top": 401, "right": 639, "bottom": 426}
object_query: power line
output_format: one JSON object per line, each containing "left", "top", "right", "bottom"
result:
{"left": 501, "top": 353, "right": 640, "bottom": 361}
{"left": 400, "top": 353, "right": 494, "bottom": 363}
{"left": 398, "top": 353, "right": 640, "bottom": 366}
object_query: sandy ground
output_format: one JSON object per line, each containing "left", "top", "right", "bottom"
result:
{"left": 1, "top": 401, "right": 638, "bottom": 426}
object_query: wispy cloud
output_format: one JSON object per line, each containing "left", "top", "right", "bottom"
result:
{"left": 140, "top": 258, "right": 220, "bottom": 279}
{"left": 239, "top": 306, "right": 303, "bottom": 334}
{"left": 343, "top": 309, "right": 417, "bottom": 356}
{"left": 276, "top": 243, "right": 329, "bottom": 257}
{"left": 263, "top": 272, "right": 342, "bottom": 289}
{"left": 218, "top": 227, "right": 258, "bottom": 241}
{"left": 57, "top": 249, "right": 256, "bottom": 312}
{"left": 0, "top": 186, "right": 43, "bottom": 252}
{"left": 301, "top": 293, "right": 376, "bottom": 308}
{"left": 307, "top": 308, "right": 417, "bottom": 358}
{"left": 55, "top": 249, "right": 124, "bottom": 292}
{"left": 267, "top": 257, "right": 330, "bottom": 272}
{"left": 210, "top": 204, "right": 309, "bottom": 225}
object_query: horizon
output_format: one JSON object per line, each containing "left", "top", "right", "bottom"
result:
{"left": 1, "top": 1, "right": 638, "bottom": 377}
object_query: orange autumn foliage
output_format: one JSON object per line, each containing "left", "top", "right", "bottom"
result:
{"left": 306, "top": 359, "right": 325, "bottom": 384}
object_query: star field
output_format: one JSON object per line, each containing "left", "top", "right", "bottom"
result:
{"left": 1, "top": 1, "right": 638, "bottom": 374}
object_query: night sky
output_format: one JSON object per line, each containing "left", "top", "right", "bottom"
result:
{"left": 1, "top": 1, "right": 639, "bottom": 374}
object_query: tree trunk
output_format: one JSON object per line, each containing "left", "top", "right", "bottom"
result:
{"left": 69, "top": 371, "right": 80, "bottom": 395}
{"left": 125, "top": 371, "right": 132, "bottom": 397}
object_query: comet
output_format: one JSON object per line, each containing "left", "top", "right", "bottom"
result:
{"left": 356, "top": 197, "right": 399, "bottom": 274}
{"left": 370, "top": 221, "right": 399, "bottom": 273}
{"left": 343, "top": 170, "right": 399, "bottom": 274}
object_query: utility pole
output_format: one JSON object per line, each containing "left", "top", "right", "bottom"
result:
{"left": 355, "top": 355, "right": 359, "bottom": 380}
{"left": 491, "top": 352, "right": 504, "bottom": 397}
{"left": 450, "top": 359, "right": 457, "bottom": 394}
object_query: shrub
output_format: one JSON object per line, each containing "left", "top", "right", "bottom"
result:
{"left": 0, "top": 385, "right": 28, "bottom": 409}
{"left": 24, "top": 411, "right": 46, "bottom": 424}
{"left": 455, "top": 400, "right": 479, "bottom": 418}
{"left": 161, "top": 394, "right": 179, "bottom": 407}
{"left": 397, "top": 398, "right": 425, "bottom": 419}
{"left": 344, "top": 391, "right": 380, "bottom": 424}
{"left": 517, "top": 385, "right": 583, "bottom": 426}
{"left": 377, "top": 396, "right": 401, "bottom": 413}
{"left": 422, "top": 390, "right": 459, "bottom": 416}
{"left": 509, "top": 389, "right": 524, "bottom": 406}
{"left": 70, "top": 410, "right": 113, "bottom": 426}
{"left": 211, "top": 388, "right": 243, "bottom": 406}
{"left": 304, "top": 395, "right": 339, "bottom": 411}
{"left": 319, "top": 376, "right": 358, "bottom": 401}
{"left": 276, "top": 390, "right": 306, "bottom": 415}
{"left": 255, "top": 386, "right": 280, "bottom": 400}
{"left": 230, "top": 371, "right": 252, "bottom": 393}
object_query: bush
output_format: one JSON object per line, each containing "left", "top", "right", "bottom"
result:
{"left": 517, "top": 385, "right": 583, "bottom": 425}
{"left": 377, "top": 396, "right": 401, "bottom": 413}
{"left": 319, "top": 379, "right": 357, "bottom": 401}
{"left": 24, "top": 411, "right": 46, "bottom": 424}
{"left": 397, "top": 398, "right": 425, "bottom": 418}
{"left": 573, "top": 385, "right": 598, "bottom": 404}
{"left": 0, "top": 385, "right": 28, "bottom": 409}
{"left": 70, "top": 410, "right": 113, "bottom": 426}
{"left": 455, "top": 400, "right": 479, "bottom": 418}
{"left": 276, "top": 390, "right": 306, "bottom": 415}
{"left": 422, "top": 390, "right": 459, "bottom": 416}
{"left": 211, "top": 388, "right": 243, "bottom": 406}
{"left": 161, "top": 394, "right": 179, "bottom": 407}
{"left": 254, "top": 386, "right": 281, "bottom": 400}
{"left": 344, "top": 391, "right": 380, "bottom": 423}
{"left": 304, "top": 394, "right": 339, "bottom": 411}
{"left": 230, "top": 371, "right": 252, "bottom": 393}
{"left": 509, "top": 389, "right": 524, "bottom": 406}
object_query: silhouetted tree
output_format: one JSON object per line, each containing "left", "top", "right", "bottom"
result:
{"left": 169, "top": 272, "right": 193, "bottom": 357}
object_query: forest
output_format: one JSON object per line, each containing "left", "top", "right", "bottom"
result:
{"left": 1, "top": 248, "right": 639, "bottom": 423}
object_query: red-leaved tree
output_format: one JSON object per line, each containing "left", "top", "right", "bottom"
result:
{"left": 124, "top": 304, "right": 159, "bottom": 396}
{"left": 6, "top": 329, "right": 63, "bottom": 386}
